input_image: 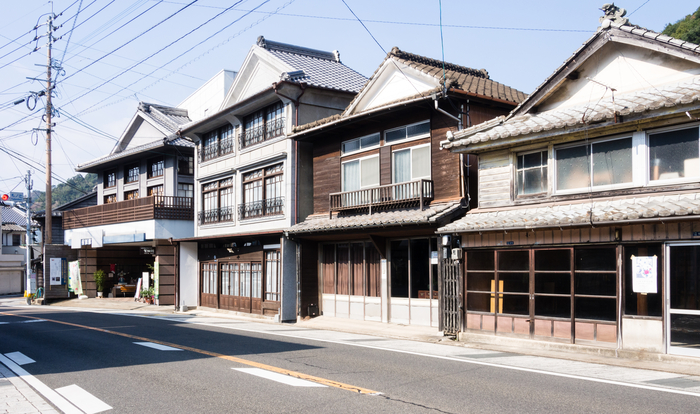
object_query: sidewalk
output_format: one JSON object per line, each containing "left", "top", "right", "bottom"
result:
{"left": 0, "top": 359, "right": 58, "bottom": 414}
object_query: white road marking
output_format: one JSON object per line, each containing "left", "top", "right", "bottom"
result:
{"left": 134, "top": 341, "right": 183, "bottom": 351}
{"left": 233, "top": 368, "right": 327, "bottom": 387}
{"left": 56, "top": 384, "right": 112, "bottom": 414}
{"left": 18, "top": 319, "right": 46, "bottom": 323}
{"left": 4, "top": 351, "right": 35, "bottom": 365}
{"left": 0, "top": 322, "right": 8, "bottom": 325}
{"left": 0, "top": 354, "right": 82, "bottom": 414}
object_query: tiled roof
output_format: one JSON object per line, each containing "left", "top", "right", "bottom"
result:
{"left": 259, "top": 37, "right": 367, "bottom": 93}
{"left": 1, "top": 207, "right": 27, "bottom": 226}
{"left": 287, "top": 201, "right": 464, "bottom": 234}
{"left": 138, "top": 102, "right": 190, "bottom": 134}
{"left": 388, "top": 48, "right": 526, "bottom": 104}
{"left": 438, "top": 192, "right": 700, "bottom": 233}
{"left": 292, "top": 48, "right": 526, "bottom": 134}
{"left": 442, "top": 22, "right": 700, "bottom": 152}
{"left": 441, "top": 77, "right": 700, "bottom": 150}
{"left": 2, "top": 223, "right": 25, "bottom": 232}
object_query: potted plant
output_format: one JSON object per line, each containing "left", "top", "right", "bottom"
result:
{"left": 140, "top": 287, "right": 155, "bottom": 304}
{"left": 94, "top": 269, "right": 106, "bottom": 298}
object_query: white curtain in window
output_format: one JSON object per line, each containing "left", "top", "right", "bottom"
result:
{"left": 411, "top": 146, "right": 430, "bottom": 179}
{"left": 360, "top": 156, "right": 379, "bottom": 188}
{"left": 342, "top": 160, "right": 360, "bottom": 191}
{"left": 393, "top": 149, "right": 411, "bottom": 183}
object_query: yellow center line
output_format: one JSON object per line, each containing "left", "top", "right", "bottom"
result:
{"left": 1, "top": 310, "right": 381, "bottom": 395}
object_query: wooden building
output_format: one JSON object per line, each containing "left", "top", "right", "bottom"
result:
{"left": 439, "top": 7, "right": 700, "bottom": 357}
{"left": 177, "top": 37, "right": 367, "bottom": 321}
{"left": 287, "top": 48, "right": 525, "bottom": 326}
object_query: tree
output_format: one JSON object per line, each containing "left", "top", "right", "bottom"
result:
{"left": 32, "top": 173, "right": 98, "bottom": 211}
{"left": 662, "top": 6, "right": 700, "bottom": 44}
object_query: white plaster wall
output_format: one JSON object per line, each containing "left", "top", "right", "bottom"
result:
{"left": 622, "top": 318, "right": 664, "bottom": 353}
{"left": 178, "top": 242, "right": 198, "bottom": 308}
{"left": 126, "top": 121, "right": 165, "bottom": 149}
{"left": 64, "top": 219, "right": 194, "bottom": 246}
{"left": 539, "top": 43, "right": 700, "bottom": 112}
{"left": 178, "top": 70, "right": 236, "bottom": 122}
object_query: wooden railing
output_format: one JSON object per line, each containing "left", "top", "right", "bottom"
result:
{"left": 329, "top": 179, "right": 434, "bottom": 217}
{"left": 63, "top": 196, "right": 194, "bottom": 230}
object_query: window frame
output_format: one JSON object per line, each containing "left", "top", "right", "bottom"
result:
{"left": 147, "top": 185, "right": 163, "bottom": 197}
{"left": 239, "top": 163, "right": 284, "bottom": 220}
{"left": 384, "top": 120, "right": 431, "bottom": 145}
{"left": 124, "top": 189, "right": 139, "bottom": 200}
{"left": 646, "top": 123, "right": 700, "bottom": 187}
{"left": 341, "top": 154, "right": 380, "bottom": 192}
{"left": 104, "top": 170, "right": 116, "bottom": 189}
{"left": 200, "top": 177, "right": 234, "bottom": 225}
{"left": 103, "top": 194, "right": 117, "bottom": 204}
{"left": 554, "top": 134, "right": 635, "bottom": 195}
{"left": 515, "top": 149, "right": 549, "bottom": 197}
{"left": 341, "top": 132, "right": 381, "bottom": 156}
{"left": 148, "top": 157, "right": 164, "bottom": 179}
{"left": 124, "top": 164, "right": 140, "bottom": 184}
{"left": 241, "top": 102, "right": 285, "bottom": 149}
{"left": 177, "top": 183, "right": 194, "bottom": 198}
{"left": 391, "top": 143, "right": 432, "bottom": 184}
{"left": 178, "top": 156, "right": 194, "bottom": 175}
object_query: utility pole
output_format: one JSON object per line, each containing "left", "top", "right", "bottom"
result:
{"left": 45, "top": 13, "right": 55, "bottom": 245}
{"left": 25, "top": 171, "right": 33, "bottom": 295}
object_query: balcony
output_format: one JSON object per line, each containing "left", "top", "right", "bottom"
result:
{"left": 238, "top": 197, "right": 284, "bottom": 220}
{"left": 198, "top": 206, "right": 234, "bottom": 225}
{"left": 241, "top": 117, "right": 285, "bottom": 149}
{"left": 63, "top": 196, "right": 194, "bottom": 230}
{"left": 329, "top": 179, "right": 434, "bottom": 216}
{"left": 200, "top": 135, "right": 235, "bottom": 163}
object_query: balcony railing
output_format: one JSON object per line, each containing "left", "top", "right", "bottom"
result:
{"left": 241, "top": 117, "right": 285, "bottom": 149}
{"left": 198, "top": 206, "right": 234, "bottom": 225}
{"left": 238, "top": 197, "right": 284, "bottom": 220}
{"left": 329, "top": 179, "right": 434, "bottom": 217}
{"left": 200, "top": 136, "right": 235, "bottom": 163}
{"left": 63, "top": 196, "right": 194, "bottom": 230}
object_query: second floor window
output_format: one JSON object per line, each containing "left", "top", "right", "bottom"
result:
{"left": 385, "top": 120, "right": 430, "bottom": 144}
{"left": 556, "top": 137, "right": 632, "bottom": 192}
{"left": 104, "top": 171, "right": 116, "bottom": 188}
{"left": 201, "top": 178, "right": 233, "bottom": 224}
{"left": 177, "top": 183, "right": 193, "bottom": 198}
{"left": 516, "top": 150, "right": 548, "bottom": 196}
{"left": 178, "top": 156, "right": 194, "bottom": 175}
{"left": 342, "top": 155, "right": 379, "bottom": 192}
{"left": 104, "top": 194, "right": 117, "bottom": 204}
{"left": 649, "top": 127, "right": 700, "bottom": 181}
{"left": 341, "top": 133, "right": 380, "bottom": 155}
{"left": 124, "top": 190, "right": 139, "bottom": 200}
{"left": 148, "top": 158, "right": 164, "bottom": 178}
{"left": 240, "top": 163, "right": 284, "bottom": 219}
{"left": 201, "top": 125, "right": 234, "bottom": 162}
{"left": 242, "top": 102, "right": 285, "bottom": 148}
{"left": 393, "top": 144, "right": 431, "bottom": 183}
{"left": 148, "top": 185, "right": 163, "bottom": 197}
{"left": 125, "top": 164, "right": 139, "bottom": 183}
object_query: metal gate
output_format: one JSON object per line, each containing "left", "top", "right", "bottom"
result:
{"left": 440, "top": 258, "right": 462, "bottom": 336}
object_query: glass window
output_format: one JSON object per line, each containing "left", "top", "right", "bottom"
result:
{"left": 556, "top": 138, "right": 632, "bottom": 191}
{"left": 200, "top": 178, "right": 233, "bottom": 224}
{"left": 516, "top": 150, "right": 548, "bottom": 195}
{"left": 342, "top": 155, "right": 379, "bottom": 191}
{"left": 649, "top": 127, "right": 700, "bottom": 181}
{"left": 124, "top": 190, "right": 139, "bottom": 200}
{"left": 147, "top": 185, "right": 163, "bottom": 197}
{"left": 104, "top": 194, "right": 116, "bottom": 204}
{"left": 240, "top": 164, "right": 284, "bottom": 219}
{"left": 148, "top": 158, "right": 164, "bottom": 178}
{"left": 177, "top": 183, "right": 193, "bottom": 198}
{"left": 125, "top": 164, "right": 139, "bottom": 183}
{"left": 623, "top": 244, "right": 662, "bottom": 317}
{"left": 104, "top": 171, "right": 116, "bottom": 188}
{"left": 242, "top": 102, "right": 285, "bottom": 148}
{"left": 390, "top": 240, "right": 409, "bottom": 298}
{"left": 393, "top": 145, "right": 430, "bottom": 183}
{"left": 341, "top": 133, "right": 380, "bottom": 155}
{"left": 386, "top": 120, "right": 430, "bottom": 143}
{"left": 178, "top": 156, "right": 193, "bottom": 175}
{"left": 265, "top": 250, "right": 281, "bottom": 301}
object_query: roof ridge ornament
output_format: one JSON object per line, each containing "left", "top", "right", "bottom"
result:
{"left": 600, "top": 3, "right": 629, "bottom": 28}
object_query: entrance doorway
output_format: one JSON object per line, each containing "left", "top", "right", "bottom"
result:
{"left": 667, "top": 244, "right": 700, "bottom": 356}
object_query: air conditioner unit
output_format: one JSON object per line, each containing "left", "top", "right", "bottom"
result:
{"left": 451, "top": 248, "right": 463, "bottom": 260}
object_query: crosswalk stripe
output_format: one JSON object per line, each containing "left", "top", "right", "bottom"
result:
{"left": 234, "top": 368, "right": 327, "bottom": 387}
{"left": 56, "top": 384, "right": 112, "bottom": 414}
{"left": 134, "top": 341, "right": 183, "bottom": 351}
{"left": 4, "top": 352, "right": 35, "bottom": 365}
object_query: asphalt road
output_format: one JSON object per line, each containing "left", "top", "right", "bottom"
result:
{"left": 1, "top": 305, "right": 699, "bottom": 414}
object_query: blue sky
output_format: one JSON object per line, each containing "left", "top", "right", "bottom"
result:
{"left": 0, "top": 0, "right": 695, "bottom": 194}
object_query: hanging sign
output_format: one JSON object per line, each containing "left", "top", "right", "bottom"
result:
{"left": 631, "top": 255, "right": 657, "bottom": 294}
{"left": 68, "top": 260, "right": 82, "bottom": 295}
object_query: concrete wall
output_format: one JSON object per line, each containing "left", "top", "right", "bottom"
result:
{"left": 281, "top": 237, "right": 296, "bottom": 322}
{"left": 622, "top": 318, "right": 664, "bottom": 353}
{"left": 178, "top": 242, "right": 198, "bottom": 309}
{"left": 178, "top": 69, "right": 236, "bottom": 122}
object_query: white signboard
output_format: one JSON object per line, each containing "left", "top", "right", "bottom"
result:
{"left": 49, "top": 258, "right": 63, "bottom": 285}
{"left": 68, "top": 260, "right": 82, "bottom": 295}
{"left": 632, "top": 255, "right": 657, "bottom": 294}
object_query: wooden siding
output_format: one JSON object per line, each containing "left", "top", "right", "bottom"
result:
{"left": 380, "top": 146, "right": 391, "bottom": 186}
{"left": 478, "top": 150, "right": 511, "bottom": 208}
{"left": 156, "top": 245, "right": 176, "bottom": 306}
{"left": 460, "top": 219, "right": 700, "bottom": 248}
{"left": 431, "top": 111, "right": 461, "bottom": 201}
{"left": 300, "top": 240, "right": 319, "bottom": 317}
